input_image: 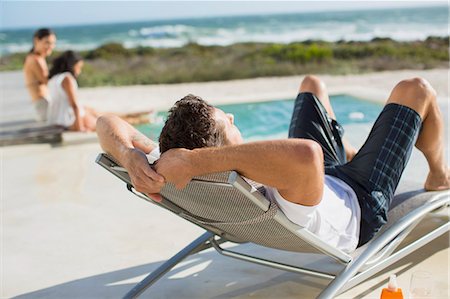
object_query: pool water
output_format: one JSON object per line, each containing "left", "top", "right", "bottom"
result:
{"left": 136, "top": 95, "right": 383, "bottom": 141}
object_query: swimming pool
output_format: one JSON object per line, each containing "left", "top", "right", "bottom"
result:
{"left": 136, "top": 95, "right": 383, "bottom": 141}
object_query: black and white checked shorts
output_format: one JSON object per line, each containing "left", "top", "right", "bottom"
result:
{"left": 289, "top": 92, "right": 422, "bottom": 246}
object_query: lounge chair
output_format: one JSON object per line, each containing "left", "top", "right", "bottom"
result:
{"left": 96, "top": 153, "right": 449, "bottom": 299}
{"left": 0, "top": 119, "right": 64, "bottom": 146}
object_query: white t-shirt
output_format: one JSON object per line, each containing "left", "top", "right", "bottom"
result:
{"left": 47, "top": 72, "right": 85, "bottom": 127}
{"left": 148, "top": 147, "right": 361, "bottom": 253}
{"left": 266, "top": 176, "right": 360, "bottom": 253}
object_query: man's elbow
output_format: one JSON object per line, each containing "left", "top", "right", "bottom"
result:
{"left": 280, "top": 140, "right": 324, "bottom": 205}
{"left": 96, "top": 114, "right": 117, "bottom": 133}
{"left": 96, "top": 115, "right": 108, "bottom": 136}
{"left": 96, "top": 114, "right": 118, "bottom": 144}
{"left": 292, "top": 140, "right": 324, "bottom": 181}
{"left": 294, "top": 140, "right": 324, "bottom": 167}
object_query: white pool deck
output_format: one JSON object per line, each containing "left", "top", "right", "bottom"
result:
{"left": 1, "top": 69, "right": 449, "bottom": 298}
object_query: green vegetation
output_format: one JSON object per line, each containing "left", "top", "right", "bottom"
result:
{"left": 1, "top": 37, "right": 448, "bottom": 87}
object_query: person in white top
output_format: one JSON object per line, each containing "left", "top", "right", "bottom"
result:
{"left": 47, "top": 50, "right": 100, "bottom": 131}
{"left": 97, "top": 75, "right": 450, "bottom": 253}
{"left": 47, "top": 50, "right": 155, "bottom": 131}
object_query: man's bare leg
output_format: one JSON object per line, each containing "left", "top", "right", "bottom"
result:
{"left": 387, "top": 77, "right": 449, "bottom": 191}
{"left": 299, "top": 75, "right": 357, "bottom": 161}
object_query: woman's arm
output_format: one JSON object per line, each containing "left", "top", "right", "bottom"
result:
{"left": 155, "top": 139, "right": 325, "bottom": 206}
{"left": 96, "top": 115, "right": 165, "bottom": 201}
{"left": 29, "top": 55, "right": 49, "bottom": 84}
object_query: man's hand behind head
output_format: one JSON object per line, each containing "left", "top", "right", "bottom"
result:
{"left": 124, "top": 148, "right": 165, "bottom": 202}
{"left": 154, "top": 148, "right": 195, "bottom": 190}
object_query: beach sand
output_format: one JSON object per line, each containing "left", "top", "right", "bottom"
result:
{"left": 1, "top": 69, "right": 449, "bottom": 298}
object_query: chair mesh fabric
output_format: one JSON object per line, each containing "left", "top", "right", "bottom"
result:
{"left": 99, "top": 153, "right": 445, "bottom": 257}
{"left": 160, "top": 172, "right": 325, "bottom": 254}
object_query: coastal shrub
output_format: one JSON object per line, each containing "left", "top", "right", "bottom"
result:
{"left": 304, "top": 44, "right": 333, "bottom": 62}
{"left": 263, "top": 43, "right": 332, "bottom": 63}
{"left": 134, "top": 46, "right": 155, "bottom": 56}
{"left": 85, "top": 42, "right": 130, "bottom": 59}
{"left": 0, "top": 52, "right": 27, "bottom": 70}
{"left": 1, "top": 37, "right": 448, "bottom": 85}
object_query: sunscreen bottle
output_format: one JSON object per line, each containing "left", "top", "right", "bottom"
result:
{"left": 380, "top": 274, "right": 404, "bottom": 299}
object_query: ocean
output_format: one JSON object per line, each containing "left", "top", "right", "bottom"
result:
{"left": 0, "top": 5, "right": 447, "bottom": 56}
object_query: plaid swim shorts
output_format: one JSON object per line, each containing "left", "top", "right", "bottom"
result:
{"left": 289, "top": 92, "right": 422, "bottom": 246}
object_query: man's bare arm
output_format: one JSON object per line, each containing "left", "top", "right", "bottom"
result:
{"left": 97, "top": 114, "right": 156, "bottom": 160}
{"left": 96, "top": 115, "right": 164, "bottom": 200}
{"left": 155, "top": 139, "right": 324, "bottom": 206}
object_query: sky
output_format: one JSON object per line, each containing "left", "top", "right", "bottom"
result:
{"left": 0, "top": 0, "right": 447, "bottom": 30}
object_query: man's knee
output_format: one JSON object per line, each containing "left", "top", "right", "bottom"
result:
{"left": 391, "top": 77, "right": 436, "bottom": 101}
{"left": 299, "top": 75, "right": 326, "bottom": 94}
{"left": 388, "top": 77, "right": 436, "bottom": 116}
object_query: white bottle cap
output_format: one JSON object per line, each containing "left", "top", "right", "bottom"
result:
{"left": 387, "top": 274, "right": 398, "bottom": 291}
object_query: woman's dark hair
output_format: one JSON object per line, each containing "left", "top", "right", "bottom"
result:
{"left": 48, "top": 50, "right": 83, "bottom": 79}
{"left": 30, "top": 28, "right": 54, "bottom": 53}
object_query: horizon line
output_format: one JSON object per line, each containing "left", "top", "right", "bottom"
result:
{"left": 0, "top": 3, "right": 446, "bottom": 32}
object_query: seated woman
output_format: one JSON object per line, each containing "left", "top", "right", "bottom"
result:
{"left": 47, "top": 50, "right": 154, "bottom": 132}
{"left": 23, "top": 28, "right": 56, "bottom": 122}
{"left": 47, "top": 50, "right": 99, "bottom": 131}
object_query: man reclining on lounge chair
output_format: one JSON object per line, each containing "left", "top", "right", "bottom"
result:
{"left": 97, "top": 75, "right": 449, "bottom": 253}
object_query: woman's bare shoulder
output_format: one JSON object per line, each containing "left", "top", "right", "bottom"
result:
{"left": 25, "top": 53, "right": 38, "bottom": 62}
{"left": 24, "top": 54, "right": 41, "bottom": 68}
{"left": 61, "top": 73, "right": 77, "bottom": 87}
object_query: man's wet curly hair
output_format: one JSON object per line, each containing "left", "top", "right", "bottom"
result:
{"left": 159, "top": 94, "right": 228, "bottom": 153}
